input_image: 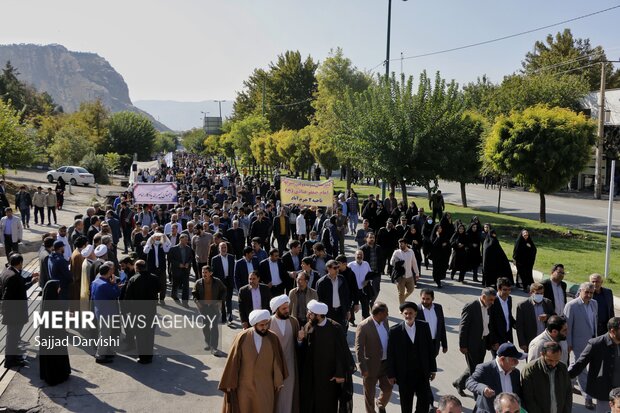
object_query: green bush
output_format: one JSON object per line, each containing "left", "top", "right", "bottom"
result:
{"left": 80, "top": 152, "right": 110, "bottom": 184}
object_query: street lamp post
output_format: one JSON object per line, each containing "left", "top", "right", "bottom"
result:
{"left": 382, "top": 0, "right": 407, "bottom": 199}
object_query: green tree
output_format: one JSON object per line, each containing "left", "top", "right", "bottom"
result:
{"left": 231, "top": 51, "right": 318, "bottom": 131}
{"left": 103, "top": 152, "right": 121, "bottom": 175}
{"left": 49, "top": 123, "right": 92, "bottom": 167}
{"left": 314, "top": 48, "right": 371, "bottom": 187}
{"left": 0, "top": 99, "right": 36, "bottom": 177}
{"left": 440, "top": 111, "right": 487, "bottom": 207}
{"left": 182, "top": 128, "right": 207, "bottom": 154}
{"left": 154, "top": 131, "right": 177, "bottom": 153}
{"left": 80, "top": 152, "right": 110, "bottom": 184}
{"left": 485, "top": 105, "right": 595, "bottom": 222}
{"left": 107, "top": 111, "right": 156, "bottom": 161}
{"left": 336, "top": 71, "right": 463, "bottom": 204}
{"left": 274, "top": 128, "right": 314, "bottom": 178}
{"left": 222, "top": 114, "right": 270, "bottom": 168}
{"left": 308, "top": 125, "right": 338, "bottom": 178}
{"left": 522, "top": 28, "right": 620, "bottom": 90}
{"left": 0, "top": 61, "right": 57, "bottom": 120}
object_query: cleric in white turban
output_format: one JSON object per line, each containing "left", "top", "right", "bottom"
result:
{"left": 307, "top": 299, "right": 328, "bottom": 315}
{"left": 249, "top": 309, "right": 271, "bottom": 326}
{"left": 269, "top": 294, "right": 290, "bottom": 314}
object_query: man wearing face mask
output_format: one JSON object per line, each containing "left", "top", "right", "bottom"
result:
{"left": 516, "top": 283, "right": 555, "bottom": 353}
{"left": 570, "top": 317, "right": 620, "bottom": 413}
{"left": 527, "top": 315, "right": 569, "bottom": 366}
{"left": 521, "top": 341, "right": 572, "bottom": 413}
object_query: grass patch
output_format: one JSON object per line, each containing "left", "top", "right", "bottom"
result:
{"left": 329, "top": 179, "right": 620, "bottom": 295}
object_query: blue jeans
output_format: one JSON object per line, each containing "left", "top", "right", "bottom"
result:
{"left": 19, "top": 208, "right": 30, "bottom": 226}
{"left": 347, "top": 213, "right": 358, "bottom": 234}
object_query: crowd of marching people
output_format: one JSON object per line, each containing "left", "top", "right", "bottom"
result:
{"left": 1, "top": 152, "right": 620, "bottom": 413}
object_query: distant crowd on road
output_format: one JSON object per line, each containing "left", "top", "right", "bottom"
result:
{"left": 0, "top": 153, "right": 619, "bottom": 413}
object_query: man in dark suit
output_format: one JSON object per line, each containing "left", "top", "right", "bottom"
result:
{"left": 515, "top": 282, "right": 555, "bottom": 352}
{"left": 316, "top": 260, "right": 351, "bottom": 329}
{"left": 237, "top": 271, "right": 271, "bottom": 329}
{"left": 281, "top": 240, "right": 302, "bottom": 274}
{"left": 569, "top": 317, "right": 620, "bottom": 412}
{"left": 590, "top": 273, "right": 615, "bottom": 336}
{"left": 258, "top": 248, "right": 290, "bottom": 296}
{"left": 453, "top": 287, "right": 498, "bottom": 396}
{"left": 416, "top": 289, "right": 447, "bottom": 357}
{"left": 387, "top": 301, "right": 437, "bottom": 413}
{"left": 234, "top": 246, "right": 259, "bottom": 291}
{"left": 541, "top": 264, "right": 567, "bottom": 316}
{"left": 354, "top": 301, "right": 393, "bottom": 413}
{"left": 489, "top": 277, "right": 516, "bottom": 356}
{"left": 360, "top": 232, "right": 386, "bottom": 306}
{"left": 167, "top": 234, "right": 194, "bottom": 306}
{"left": 225, "top": 219, "right": 246, "bottom": 259}
{"left": 211, "top": 241, "right": 236, "bottom": 324}
{"left": 0, "top": 254, "right": 38, "bottom": 368}
{"left": 465, "top": 342, "right": 523, "bottom": 413}
{"left": 249, "top": 210, "right": 271, "bottom": 248}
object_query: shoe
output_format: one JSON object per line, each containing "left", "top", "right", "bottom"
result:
{"left": 204, "top": 343, "right": 211, "bottom": 351}
{"left": 228, "top": 314, "right": 233, "bottom": 323}
{"left": 4, "top": 359, "right": 28, "bottom": 368}
{"left": 137, "top": 358, "right": 153, "bottom": 364}
{"left": 585, "top": 399, "right": 595, "bottom": 410}
{"left": 172, "top": 297, "right": 180, "bottom": 302}
{"left": 571, "top": 387, "right": 582, "bottom": 395}
{"left": 95, "top": 356, "right": 113, "bottom": 364}
{"left": 47, "top": 223, "right": 51, "bottom": 226}
{"left": 452, "top": 380, "right": 466, "bottom": 397}
{"left": 159, "top": 299, "right": 166, "bottom": 306}
{"left": 376, "top": 400, "right": 386, "bottom": 413}
{"left": 211, "top": 349, "right": 225, "bottom": 357}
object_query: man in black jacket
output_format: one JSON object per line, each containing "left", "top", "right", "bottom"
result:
{"left": 1, "top": 254, "right": 38, "bottom": 368}
{"left": 316, "top": 260, "right": 351, "bottom": 330}
{"left": 387, "top": 301, "right": 437, "bottom": 413}
{"left": 541, "top": 264, "right": 567, "bottom": 316}
{"left": 488, "top": 277, "right": 516, "bottom": 356}
{"left": 237, "top": 271, "right": 271, "bottom": 329}
{"left": 569, "top": 317, "right": 620, "bottom": 412}
{"left": 167, "top": 234, "right": 194, "bottom": 306}
{"left": 258, "top": 248, "right": 290, "bottom": 295}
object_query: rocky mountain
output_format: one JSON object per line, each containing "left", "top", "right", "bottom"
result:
{"left": 0, "top": 43, "right": 170, "bottom": 131}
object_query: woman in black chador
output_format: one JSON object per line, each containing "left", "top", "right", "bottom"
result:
{"left": 449, "top": 224, "right": 468, "bottom": 282}
{"left": 39, "top": 279, "right": 71, "bottom": 385}
{"left": 482, "top": 229, "right": 513, "bottom": 288}
{"left": 512, "top": 229, "right": 537, "bottom": 292}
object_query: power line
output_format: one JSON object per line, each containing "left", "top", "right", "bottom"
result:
{"left": 270, "top": 97, "right": 313, "bottom": 108}
{"left": 368, "top": 3, "right": 620, "bottom": 73}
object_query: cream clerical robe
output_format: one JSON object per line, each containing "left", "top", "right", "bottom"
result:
{"left": 271, "top": 315, "right": 300, "bottom": 413}
{"left": 219, "top": 328, "right": 287, "bottom": 413}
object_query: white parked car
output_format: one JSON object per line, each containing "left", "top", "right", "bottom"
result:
{"left": 47, "top": 166, "right": 95, "bottom": 186}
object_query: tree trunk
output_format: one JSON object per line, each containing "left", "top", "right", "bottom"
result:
{"left": 390, "top": 181, "right": 396, "bottom": 197}
{"left": 400, "top": 179, "right": 408, "bottom": 205}
{"left": 497, "top": 180, "right": 502, "bottom": 214}
{"left": 460, "top": 181, "right": 468, "bottom": 208}
{"left": 346, "top": 164, "right": 352, "bottom": 191}
{"left": 539, "top": 192, "right": 546, "bottom": 223}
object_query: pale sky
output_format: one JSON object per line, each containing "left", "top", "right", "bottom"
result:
{"left": 3, "top": 0, "right": 620, "bottom": 104}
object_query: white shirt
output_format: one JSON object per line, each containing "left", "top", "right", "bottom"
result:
{"left": 330, "top": 276, "right": 341, "bottom": 308}
{"left": 269, "top": 260, "right": 282, "bottom": 286}
{"left": 404, "top": 322, "right": 416, "bottom": 343}
{"left": 495, "top": 358, "right": 513, "bottom": 393}
{"left": 253, "top": 330, "right": 263, "bottom": 353}
{"left": 296, "top": 214, "right": 306, "bottom": 235}
{"left": 422, "top": 305, "right": 438, "bottom": 340}
{"left": 251, "top": 286, "right": 262, "bottom": 310}
{"left": 480, "top": 299, "right": 490, "bottom": 337}
{"left": 245, "top": 259, "right": 254, "bottom": 274}
{"left": 499, "top": 296, "right": 510, "bottom": 332}
{"left": 163, "top": 222, "right": 182, "bottom": 235}
{"left": 390, "top": 248, "right": 418, "bottom": 278}
{"left": 348, "top": 260, "right": 371, "bottom": 289}
{"left": 551, "top": 281, "right": 565, "bottom": 315}
{"left": 373, "top": 318, "right": 388, "bottom": 360}
{"left": 221, "top": 254, "right": 229, "bottom": 277}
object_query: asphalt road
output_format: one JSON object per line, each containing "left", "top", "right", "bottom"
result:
{"left": 411, "top": 180, "right": 620, "bottom": 236}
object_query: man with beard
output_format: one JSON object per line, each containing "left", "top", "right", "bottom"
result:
{"left": 453, "top": 287, "right": 498, "bottom": 397}
{"left": 521, "top": 341, "right": 572, "bottom": 413}
{"left": 527, "top": 315, "right": 569, "bottom": 366}
{"left": 49, "top": 240, "right": 73, "bottom": 301}
{"left": 219, "top": 309, "right": 287, "bottom": 413}
{"left": 269, "top": 295, "right": 302, "bottom": 413}
{"left": 124, "top": 260, "right": 160, "bottom": 364}
{"left": 516, "top": 283, "right": 555, "bottom": 353}
{"left": 301, "top": 299, "right": 355, "bottom": 413}
{"left": 193, "top": 265, "right": 227, "bottom": 356}
{"left": 360, "top": 232, "right": 385, "bottom": 306}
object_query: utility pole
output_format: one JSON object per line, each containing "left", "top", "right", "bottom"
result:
{"left": 262, "top": 77, "right": 266, "bottom": 117}
{"left": 594, "top": 62, "right": 606, "bottom": 199}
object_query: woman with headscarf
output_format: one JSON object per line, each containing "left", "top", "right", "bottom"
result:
{"left": 39, "top": 279, "right": 71, "bottom": 385}
{"left": 465, "top": 222, "right": 482, "bottom": 282}
{"left": 404, "top": 224, "right": 423, "bottom": 270}
{"left": 431, "top": 225, "right": 451, "bottom": 288}
{"left": 512, "top": 229, "right": 537, "bottom": 292}
{"left": 55, "top": 176, "right": 66, "bottom": 210}
{"left": 482, "top": 229, "right": 513, "bottom": 288}
{"left": 421, "top": 217, "right": 435, "bottom": 271}
{"left": 449, "top": 224, "right": 468, "bottom": 282}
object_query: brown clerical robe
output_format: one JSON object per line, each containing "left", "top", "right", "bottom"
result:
{"left": 219, "top": 328, "right": 288, "bottom": 413}
{"left": 69, "top": 248, "right": 84, "bottom": 310}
